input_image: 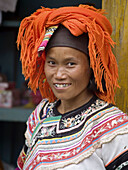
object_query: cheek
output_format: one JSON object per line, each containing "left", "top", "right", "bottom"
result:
{"left": 44, "top": 67, "right": 52, "bottom": 86}
{"left": 73, "top": 66, "right": 91, "bottom": 79}
{"left": 44, "top": 69, "right": 50, "bottom": 85}
{"left": 44, "top": 65, "right": 54, "bottom": 86}
{"left": 44, "top": 64, "right": 49, "bottom": 78}
{"left": 77, "top": 68, "right": 91, "bottom": 85}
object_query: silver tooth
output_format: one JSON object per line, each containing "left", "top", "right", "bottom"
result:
{"left": 55, "top": 84, "right": 69, "bottom": 87}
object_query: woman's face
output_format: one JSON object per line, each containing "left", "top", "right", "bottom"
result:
{"left": 44, "top": 47, "right": 91, "bottom": 103}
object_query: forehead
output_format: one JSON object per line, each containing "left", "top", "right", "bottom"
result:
{"left": 46, "top": 46, "right": 89, "bottom": 62}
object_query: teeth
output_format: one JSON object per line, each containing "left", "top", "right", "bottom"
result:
{"left": 55, "top": 84, "right": 70, "bottom": 88}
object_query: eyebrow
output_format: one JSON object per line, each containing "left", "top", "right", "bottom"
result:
{"left": 46, "top": 56, "right": 55, "bottom": 60}
{"left": 46, "top": 55, "right": 77, "bottom": 62}
{"left": 63, "top": 57, "right": 77, "bottom": 62}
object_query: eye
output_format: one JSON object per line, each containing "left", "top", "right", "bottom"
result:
{"left": 47, "top": 61, "right": 56, "bottom": 66}
{"left": 67, "top": 62, "right": 76, "bottom": 67}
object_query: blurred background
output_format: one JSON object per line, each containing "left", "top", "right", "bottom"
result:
{"left": 0, "top": 0, "right": 127, "bottom": 169}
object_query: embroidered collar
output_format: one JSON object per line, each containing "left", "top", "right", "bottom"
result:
{"left": 54, "top": 95, "right": 98, "bottom": 117}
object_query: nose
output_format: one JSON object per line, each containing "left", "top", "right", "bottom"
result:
{"left": 54, "top": 66, "right": 66, "bottom": 79}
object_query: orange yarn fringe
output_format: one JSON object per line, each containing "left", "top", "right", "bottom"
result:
{"left": 17, "top": 4, "right": 119, "bottom": 104}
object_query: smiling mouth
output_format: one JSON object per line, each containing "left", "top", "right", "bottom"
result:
{"left": 54, "top": 83, "right": 71, "bottom": 88}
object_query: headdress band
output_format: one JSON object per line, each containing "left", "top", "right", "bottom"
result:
{"left": 38, "top": 25, "right": 89, "bottom": 56}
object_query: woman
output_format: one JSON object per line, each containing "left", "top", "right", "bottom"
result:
{"left": 17, "top": 4, "right": 128, "bottom": 170}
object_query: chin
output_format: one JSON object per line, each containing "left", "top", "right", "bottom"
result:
{"left": 54, "top": 94, "right": 70, "bottom": 101}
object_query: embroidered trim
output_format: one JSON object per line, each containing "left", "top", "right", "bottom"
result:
{"left": 115, "top": 161, "right": 128, "bottom": 170}
{"left": 60, "top": 99, "right": 107, "bottom": 129}
{"left": 17, "top": 99, "right": 128, "bottom": 170}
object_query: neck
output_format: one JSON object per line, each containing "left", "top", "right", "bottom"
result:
{"left": 57, "top": 91, "right": 94, "bottom": 114}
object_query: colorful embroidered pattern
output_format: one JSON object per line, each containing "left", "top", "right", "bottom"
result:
{"left": 38, "top": 25, "right": 58, "bottom": 56}
{"left": 60, "top": 99, "right": 106, "bottom": 129}
{"left": 17, "top": 98, "right": 128, "bottom": 170}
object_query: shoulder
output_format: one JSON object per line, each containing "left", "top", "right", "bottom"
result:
{"left": 27, "top": 98, "right": 49, "bottom": 127}
{"left": 88, "top": 98, "right": 127, "bottom": 123}
{"left": 25, "top": 99, "right": 55, "bottom": 145}
{"left": 87, "top": 98, "right": 128, "bottom": 148}
{"left": 82, "top": 99, "right": 128, "bottom": 165}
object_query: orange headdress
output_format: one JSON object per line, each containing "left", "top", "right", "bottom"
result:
{"left": 17, "top": 4, "right": 119, "bottom": 103}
